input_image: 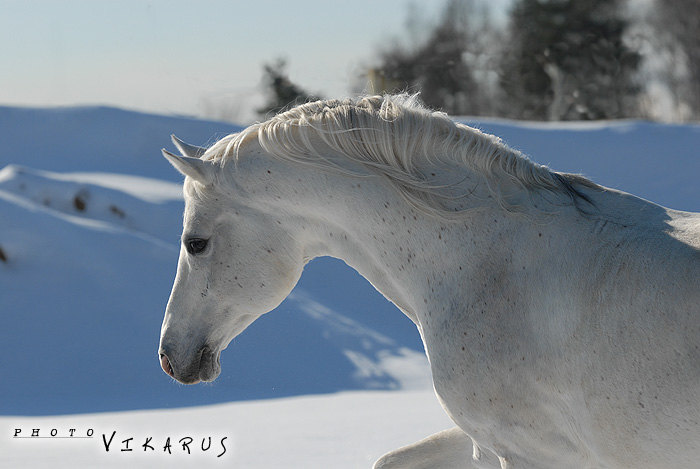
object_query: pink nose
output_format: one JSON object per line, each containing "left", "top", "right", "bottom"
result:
{"left": 160, "top": 353, "right": 174, "bottom": 378}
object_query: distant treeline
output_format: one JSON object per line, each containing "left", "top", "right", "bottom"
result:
{"left": 257, "top": 0, "right": 699, "bottom": 122}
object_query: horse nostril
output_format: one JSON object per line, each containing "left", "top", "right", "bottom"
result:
{"left": 159, "top": 353, "right": 174, "bottom": 378}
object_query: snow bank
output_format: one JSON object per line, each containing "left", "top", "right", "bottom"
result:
{"left": 0, "top": 390, "right": 453, "bottom": 469}
{"left": 464, "top": 118, "right": 700, "bottom": 212}
{"left": 0, "top": 105, "right": 697, "bottom": 418}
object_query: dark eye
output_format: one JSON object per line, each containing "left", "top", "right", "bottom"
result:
{"left": 185, "top": 238, "right": 208, "bottom": 255}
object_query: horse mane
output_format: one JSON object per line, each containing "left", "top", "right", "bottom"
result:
{"left": 204, "top": 94, "right": 598, "bottom": 218}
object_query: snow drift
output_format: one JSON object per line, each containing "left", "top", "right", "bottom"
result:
{"left": 0, "top": 105, "right": 697, "bottom": 416}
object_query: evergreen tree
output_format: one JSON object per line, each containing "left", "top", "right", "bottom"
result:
{"left": 500, "top": 0, "right": 641, "bottom": 120}
{"left": 374, "top": 0, "right": 492, "bottom": 115}
{"left": 257, "top": 59, "right": 319, "bottom": 118}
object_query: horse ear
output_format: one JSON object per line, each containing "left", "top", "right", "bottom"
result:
{"left": 161, "top": 149, "right": 215, "bottom": 185}
{"left": 171, "top": 135, "right": 207, "bottom": 158}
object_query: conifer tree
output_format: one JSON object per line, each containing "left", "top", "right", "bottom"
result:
{"left": 500, "top": 0, "right": 641, "bottom": 120}
{"left": 258, "top": 59, "right": 319, "bottom": 118}
{"left": 374, "top": 0, "right": 492, "bottom": 115}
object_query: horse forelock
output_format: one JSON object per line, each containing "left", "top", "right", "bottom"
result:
{"left": 203, "top": 94, "right": 597, "bottom": 218}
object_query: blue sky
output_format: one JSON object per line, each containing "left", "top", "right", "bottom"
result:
{"left": 2, "top": 0, "right": 514, "bottom": 122}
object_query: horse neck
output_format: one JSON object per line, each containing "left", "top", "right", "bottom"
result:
{"left": 262, "top": 158, "right": 538, "bottom": 325}
{"left": 232, "top": 142, "right": 595, "bottom": 327}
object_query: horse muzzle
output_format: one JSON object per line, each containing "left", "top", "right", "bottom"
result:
{"left": 158, "top": 344, "right": 221, "bottom": 384}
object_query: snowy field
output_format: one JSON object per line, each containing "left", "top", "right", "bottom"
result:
{"left": 0, "top": 105, "right": 697, "bottom": 467}
{"left": 2, "top": 390, "right": 453, "bottom": 469}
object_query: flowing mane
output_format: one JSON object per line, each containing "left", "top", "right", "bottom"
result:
{"left": 203, "top": 94, "right": 596, "bottom": 218}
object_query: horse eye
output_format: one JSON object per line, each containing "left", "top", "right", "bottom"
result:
{"left": 185, "top": 238, "right": 208, "bottom": 255}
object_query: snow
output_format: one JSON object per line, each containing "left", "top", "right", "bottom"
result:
{"left": 0, "top": 105, "right": 697, "bottom": 467}
{"left": 464, "top": 117, "right": 700, "bottom": 212}
{"left": 0, "top": 107, "right": 428, "bottom": 416}
{"left": 1, "top": 390, "right": 453, "bottom": 469}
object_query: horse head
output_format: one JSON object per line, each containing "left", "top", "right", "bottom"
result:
{"left": 158, "top": 136, "right": 305, "bottom": 384}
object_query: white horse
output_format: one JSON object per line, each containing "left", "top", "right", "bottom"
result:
{"left": 158, "top": 95, "right": 699, "bottom": 468}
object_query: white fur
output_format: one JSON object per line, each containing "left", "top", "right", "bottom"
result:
{"left": 159, "top": 95, "right": 700, "bottom": 468}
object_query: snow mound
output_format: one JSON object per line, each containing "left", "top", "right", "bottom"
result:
{"left": 0, "top": 105, "right": 697, "bottom": 417}
{"left": 464, "top": 118, "right": 700, "bottom": 212}
{"left": 0, "top": 160, "right": 428, "bottom": 415}
{"left": 0, "top": 105, "right": 240, "bottom": 180}
{"left": 0, "top": 180, "right": 428, "bottom": 414}
{"left": 1, "top": 390, "right": 453, "bottom": 469}
{"left": 0, "top": 165, "right": 183, "bottom": 243}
